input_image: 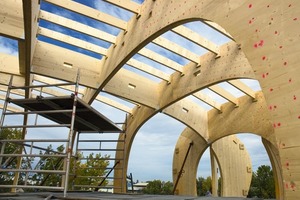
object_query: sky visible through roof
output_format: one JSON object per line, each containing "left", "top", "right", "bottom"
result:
{"left": 0, "top": 0, "right": 271, "bottom": 183}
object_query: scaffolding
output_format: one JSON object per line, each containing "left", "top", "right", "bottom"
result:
{"left": 0, "top": 74, "right": 124, "bottom": 196}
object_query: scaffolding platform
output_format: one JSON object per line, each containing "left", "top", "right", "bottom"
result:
{"left": 8, "top": 96, "right": 122, "bottom": 133}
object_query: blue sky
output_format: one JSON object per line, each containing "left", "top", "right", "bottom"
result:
{"left": 0, "top": 0, "right": 271, "bottom": 183}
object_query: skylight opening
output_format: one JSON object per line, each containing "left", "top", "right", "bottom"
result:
{"left": 186, "top": 95, "right": 213, "bottom": 111}
{"left": 145, "top": 42, "right": 190, "bottom": 66}
{"left": 240, "top": 79, "right": 262, "bottom": 91}
{"left": 123, "top": 64, "right": 164, "bottom": 83}
{"left": 201, "top": 88, "right": 228, "bottom": 104}
{"left": 132, "top": 53, "right": 176, "bottom": 75}
{"left": 0, "top": 36, "right": 19, "bottom": 56}
{"left": 184, "top": 21, "right": 232, "bottom": 46}
{"left": 217, "top": 82, "right": 245, "bottom": 98}
{"left": 38, "top": 20, "right": 112, "bottom": 49}
{"left": 162, "top": 30, "right": 209, "bottom": 56}
{"left": 41, "top": 0, "right": 122, "bottom": 36}
{"left": 37, "top": 35, "right": 103, "bottom": 59}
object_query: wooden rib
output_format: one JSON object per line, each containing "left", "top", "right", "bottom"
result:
{"left": 38, "top": 27, "right": 108, "bottom": 56}
{"left": 0, "top": 0, "right": 24, "bottom": 39}
{"left": 227, "top": 80, "right": 256, "bottom": 99}
{"left": 202, "top": 20, "right": 234, "bottom": 40}
{"left": 96, "top": 95, "right": 132, "bottom": 114}
{"left": 0, "top": 53, "right": 20, "bottom": 75}
{"left": 44, "top": 0, "right": 127, "bottom": 30}
{"left": 193, "top": 91, "right": 222, "bottom": 111}
{"left": 138, "top": 48, "right": 183, "bottom": 73}
{"left": 103, "top": 0, "right": 140, "bottom": 14}
{"left": 39, "top": 11, "right": 116, "bottom": 44}
{"left": 172, "top": 25, "right": 220, "bottom": 55}
{"left": 126, "top": 59, "right": 170, "bottom": 82}
{"left": 209, "top": 85, "right": 238, "bottom": 106}
{"left": 152, "top": 36, "right": 200, "bottom": 64}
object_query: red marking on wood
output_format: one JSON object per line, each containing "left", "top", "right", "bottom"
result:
{"left": 262, "top": 56, "right": 266, "bottom": 60}
{"left": 269, "top": 105, "right": 272, "bottom": 110}
{"left": 298, "top": 115, "right": 300, "bottom": 119}
{"left": 293, "top": 18, "right": 298, "bottom": 21}
{"left": 275, "top": 30, "right": 278, "bottom": 34}
{"left": 277, "top": 122, "right": 281, "bottom": 127}
{"left": 258, "top": 40, "right": 264, "bottom": 47}
{"left": 249, "top": 19, "right": 253, "bottom": 24}
{"left": 248, "top": 4, "right": 252, "bottom": 8}
{"left": 289, "top": 78, "right": 292, "bottom": 83}
{"left": 262, "top": 73, "right": 265, "bottom": 78}
{"left": 254, "top": 43, "right": 258, "bottom": 48}
{"left": 293, "top": 95, "right": 297, "bottom": 100}
{"left": 269, "top": 88, "right": 273, "bottom": 92}
{"left": 273, "top": 123, "right": 276, "bottom": 128}
{"left": 279, "top": 45, "right": 283, "bottom": 48}
{"left": 284, "top": 61, "right": 288, "bottom": 66}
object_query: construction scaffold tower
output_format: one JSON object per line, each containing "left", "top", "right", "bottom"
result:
{"left": 0, "top": 74, "right": 125, "bottom": 197}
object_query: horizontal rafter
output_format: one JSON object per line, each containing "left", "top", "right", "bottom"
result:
{"left": 44, "top": 0, "right": 127, "bottom": 30}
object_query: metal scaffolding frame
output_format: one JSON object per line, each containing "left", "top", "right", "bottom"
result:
{"left": 0, "top": 73, "right": 125, "bottom": 197}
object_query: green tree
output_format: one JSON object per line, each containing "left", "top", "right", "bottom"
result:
{"left": 0, "top": 128, "right": 111, "bottom": 191}
{"left": 196, "top": 176, "right": 212, "bottom": 196}
{"left": 0, "top": 128, "right": 25, "bottom": 192}
{"left": 248, "top": 165, "right": 275, "bottom": 198}
{"left": 143, "top": 180, "right": 173, "bottom": 195}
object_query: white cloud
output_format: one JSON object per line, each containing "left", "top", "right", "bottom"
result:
{"left": 0, "top": 36, "right": 18, "bottom": 56}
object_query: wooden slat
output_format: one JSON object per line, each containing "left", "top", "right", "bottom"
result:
{"left": 0, "top": 0, "right": 24, "bottom": 39}
{"left": 172, "top": 25, "right": 220, "bottom": 55}
{"left": 138, "top": 48, "right": 183, "bottom": 73}
{"left": 152, "top": 36, "right": 200, "bottom": 64}
{"left": 126, "top": 59, "right": 170, "bottom": 82}
{"left": 44, "top": 0, "right": 127, "bottom": 30}
{"left": 38, "top": 27, "right": 108, "bottom": 56}
{"left": 39, "top": 10, "right": 116, "bottom": 44}
{"left": 227, "top": 80, "right": 256, "bottom": 99}
{"left": 193, "top": 91, "right": 222, "bottom": 111}
{"left": 96, "top": 95, "right": 132, "bottom": 114}
{"left": 0, "top": 53, "right": 20, "bottom": 75}
{"left": 103, "top": 0, "right": 140, "bottom": 14}
{"left": 209, "top": 85, "right": 238, "bottom": 106}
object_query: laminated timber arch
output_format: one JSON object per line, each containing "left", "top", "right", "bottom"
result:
{"left": 173, "top": 131, "right": 252, "bottom": 197}
{"left": 171, "top": 92, "right": 282, "bottom": 197}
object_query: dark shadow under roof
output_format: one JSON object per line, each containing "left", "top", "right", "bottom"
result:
{"left": 9, "top": 96, "right": 122, "bottom": 133}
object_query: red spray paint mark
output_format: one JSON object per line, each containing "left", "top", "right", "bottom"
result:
{"left": 284, "top": 61, "right": 288, "bottom": 66}
{"left": 258, "top": 40, "right": 264, "bottom": 47}
{"left": 270, "top": 88, "right": 273, "bottom": 92}
{"left": 298, "top": 115, "right": 300, "bottom": 119}
{"left": 277, "top": 122, "right": 281, "bottom": 127}
{"left": 293, "top": 95, "right": 297, "bottom": 100}
{"left": 248, "top": 4, "right": 252, "bottom": 8}
{"left": 293, "top": 18, "right": 298, "bottom": 21}
{"left": 289, "top": 78, "right": 292, "bottom": 83}
{"left": 275, "top": 30, "right": 278, "bottom": 34}
{"left": 254, "top": 43, "right": 258, "bottom": 48}
{"left": 286, "top": 162, "right": 290, "bottom": 169}
{"left": 279, "top": 45, "right": 283, "bottom": 49}
{"left": 262, "top": 56, "right": 266, "bottom": 60}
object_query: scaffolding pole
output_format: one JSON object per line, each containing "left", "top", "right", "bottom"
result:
{"left": 63, "top": 70, "right": 80, "bottom": 197}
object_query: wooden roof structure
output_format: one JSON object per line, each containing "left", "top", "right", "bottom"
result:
{"left": 0, "top": 0, "right": 299, "bottom": 199}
